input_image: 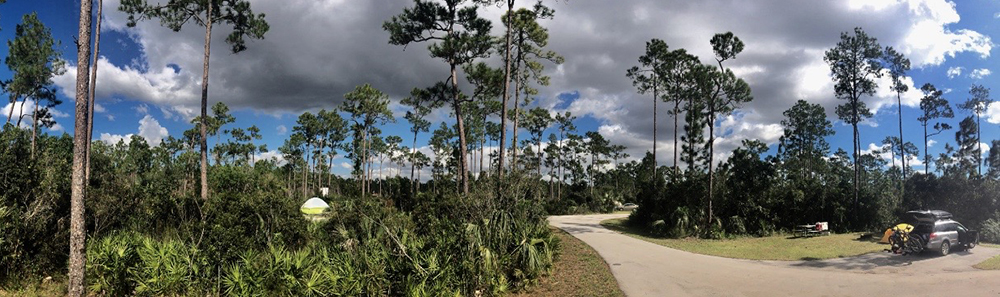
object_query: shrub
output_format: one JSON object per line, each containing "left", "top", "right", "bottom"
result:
{"left": 131, "top": 237, "right": 209, "bottom": 295}
{"left": 981, "top": 217, "right": 1000, "bottom": 244}
{"left": 86, "top": 231, "right": 142, "bottom": 295}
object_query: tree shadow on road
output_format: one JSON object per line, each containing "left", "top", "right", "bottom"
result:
{"left": 555, "top": 222, "right": 620, "bottom": 235}
{"left": 791, "top": 247, "right": 979, "bottom": 271}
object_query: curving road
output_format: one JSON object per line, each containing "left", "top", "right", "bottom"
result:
{"left": 549, "top": 214, "right": 1000, "bottom": 297}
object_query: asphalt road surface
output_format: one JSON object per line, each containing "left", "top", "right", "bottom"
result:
{"left": 549, "top": 213, "right": 1000, "bottom": 297}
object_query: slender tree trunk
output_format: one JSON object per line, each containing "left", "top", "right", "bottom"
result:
{"left": 652, "top": 73, "right": 657, "bottom": 177}
{"left": 498, "top": 0, "right": 514, "bottom": 178}
{"left": 673, "top": 100, "right": 679, "bottom": 174}
{"left": 537, "top": 138, "right": 542, "bottom": 177}
{"left": 199, "top": 6, "right": 213, "bottom": 201}
{"left": 68, "top": 0, "right": 94, "bottom": 294}
{"left": 451, "top": 63, "right": 470, "bottom": 195}
{"left": 557, "top": 130, "right": 563, "bottom": 198}
{"left": 924, "top": 123, "right": 929, "bottom": 175}
{"left": 549, "top": 166, "right": 554, "bottom": 200}
{"left": 977, "top": 112, "right": 982, "bottom": 175}
{"left": 410, "top": 131, "right": 418, "bottom": 194}
{"left": 589, "top": 152, "right": 594, "bottom": 197}
{"left": 303, "top": 144, "right": 310, "bottom": 197}
{"left": 480, "top": 136, "right": 484, "bottom": 174}
{"left": 16, "top": 99, "right": 26, "bottom": 127}
{"left": 5, "top": 93, "right": 16, "bottom": 125}
{"left": 379, "top": 156, "right": 384, "bottom": 195}
{"left": 363, "top": 133, "right": 369, "bottom": 197}
{"left": 328, "top": 151, "right": 334, "bottom": 189}
{"left": 897, "top": 92, "right": 904, "bottom": 180}
{"left": 512, "top": 79, "right": 522, "bottom": 171}
{"left": 85, "top": 0, "right": 103, "bottom": 181}
{"left": 852, "top": 98, "right": 859, "bottom": 226}
{"left": 708, "top": 107, "right": 715, "bottom": 229}
{"left": 31, "top": 100, "right": 38, "bottom": 159}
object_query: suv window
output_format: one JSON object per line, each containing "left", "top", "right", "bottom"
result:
{"left": 935, "top": 223, "right": 957, "bottom": 232}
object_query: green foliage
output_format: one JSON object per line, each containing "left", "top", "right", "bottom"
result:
{"left": 85, "top": 232, "right": 141, "bottom": 295}
{"left": 0, "top": 127, "right": 71, "bottom": 283}
{"left": 119, "top": 0, "right": 269, "bottom": 54}
{"left": 4, "top": 12, "right": 65, "bottom": 126}
{"left": 980, "top": 215, "right": 1000, "bottom": 244}
{"left": 68, "top": 163, "right": 557, "bottom": 296}
{"left": 202, "top": 165, "right": 308, "bottom": 263}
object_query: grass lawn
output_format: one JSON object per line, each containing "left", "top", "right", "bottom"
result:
{"left": 973, "top": 243, "right": 1000, "bottom": 270}
{"left": 600, "top": 218, "right": 885, "bottom": 261}
{"left": 0, "top": 277, "right": 65, "bottom": 297}
{"left": 516, "top": 227, "right": 624, "bottom": 297}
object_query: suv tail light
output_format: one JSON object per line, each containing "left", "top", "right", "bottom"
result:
{"left": 929, "top": 233, "right": 938, "bottom": 240}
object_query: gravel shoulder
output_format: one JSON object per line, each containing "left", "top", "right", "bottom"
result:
{"left": 549, "top": 214, "right": 1000, "bottom": 297}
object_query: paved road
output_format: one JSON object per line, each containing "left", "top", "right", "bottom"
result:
{"left": 549, "top": 214, "right": 1000, "bottom": 297}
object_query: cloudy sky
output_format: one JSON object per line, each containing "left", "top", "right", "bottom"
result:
{"left": 3, "top": 0, "right": 1000, "bottom": 176}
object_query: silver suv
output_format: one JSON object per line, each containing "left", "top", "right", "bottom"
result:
{"left": 921, "top": 220, "right": 975, "bottom": 256}
{"left": 906, "top": 210, "right": 979, "bottom": 256}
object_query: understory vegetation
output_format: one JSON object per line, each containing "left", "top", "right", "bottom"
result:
{"left": 0, "top": 125, "right": 568, "bottom": 295}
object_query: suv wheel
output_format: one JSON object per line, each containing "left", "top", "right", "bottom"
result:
{"left": 967, "top": 241, "right": 976, "bottom": 250}
{"left": 940, "top": 241, "right": 950, "bottom": 256}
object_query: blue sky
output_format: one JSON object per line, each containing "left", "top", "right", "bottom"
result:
{"left": 4, "top": 0, "right": 1000, "bottom": 177}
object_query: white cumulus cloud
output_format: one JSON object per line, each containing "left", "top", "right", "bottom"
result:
{"left": 969, "top": 68, "right": 992, "bottom": 79}
{"left": 100, "top": 114, "right": 169, "bottom": 146}
{"left": 946, "top": 66, "right": 963, "bottom": 79}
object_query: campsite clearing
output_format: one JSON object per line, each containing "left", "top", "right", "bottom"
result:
{"left": 600, "top": 218, "right": 884, "bottom": 261}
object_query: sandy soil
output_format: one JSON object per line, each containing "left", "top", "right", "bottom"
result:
{"left": 549, "top": 213, "right": 1000, "bottom": 297}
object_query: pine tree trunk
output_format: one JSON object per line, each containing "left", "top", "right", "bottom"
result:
{"left": 897, "top": 92, "right": 904, "bottom": 179}
{"left": 852, "top": 99, "right": 860, "bottom": 227}
{"left": 378, "top": 156, "right": 383, "bottom": 195}
{"left": 674, "top": 100, "right": 679, "bottom": 174}
{"left": 199, "top": 6, "right": 213, "bottom": 201}
{"left": 451, "top": 63, "right": 470, "bottom": 195}
{"left": 924, "top": 123, "right": 929, "bottom": 175}
{"left": 652, "top": 71, "right": 657, "bottom": 177}
{"left": 363, "top": 133, "right": 369, "bottom": 197}
{"left": 68, "top": 0, "right": 93, "bottom": 294}
{"left": 537, "top": 138, "right": 542, "bottom": 177}
{"left": 16, "top": 99, "right": 26, "bottom": 127}
{"left": 512, "top": 78, "right": 521, "bottom": 172}
{"left": 328, "top": 151, "right": 334, "bottom": 190}
{"left": 557, "top": 130, "right": 563, "bottom": 198}
{"left": 86, "top": 0, "right": 103, "bottom": 183}
{"left": 303, "top": 143, "right": 309, "bottom": 197}
{"left": 590, "top": 152, "right": 594, "bottom": 197}
{"left": 977, "top": 113, "right": 982, "bottom": 175}
{"left": 481, "top": 109, "right": 486, "bottom": 175}
{"left": 5, "top": 93, "right": 16, "bottom": 125}
{"left": 498, "top": 0, "right": 514, "bottom": 178}
{"left": 708, "top": 102, "right": 715, "bottom": 231}
{"left": 31, "top": 99, "right": 37, "bottom": 159}
{"left": 410, "top": 131, "right": 418, "bottom": 194}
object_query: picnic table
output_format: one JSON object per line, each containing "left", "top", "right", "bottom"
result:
{"left": 794, "top": 222, "right": 831, "bottom": 237}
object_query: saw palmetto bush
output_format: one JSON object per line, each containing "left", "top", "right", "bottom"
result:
{"left": 80, "top": 170, "right": 557, "bottom": 296}
{"left": 85, "top": 231, "right": 142, "bottom": 295}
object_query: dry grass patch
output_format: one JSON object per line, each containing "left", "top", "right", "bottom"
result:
{"left": 973, "top": 243, "right": 1000, "bottom": 270}
{"left": 600, "top": 218, "right": 885, "bottom": 261}
{"left": 516, "top": 227, "right": 624, "bottom": 297}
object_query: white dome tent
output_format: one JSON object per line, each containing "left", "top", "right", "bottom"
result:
{"left": 300, "top": 197, "right": 330, "bottom": 215}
